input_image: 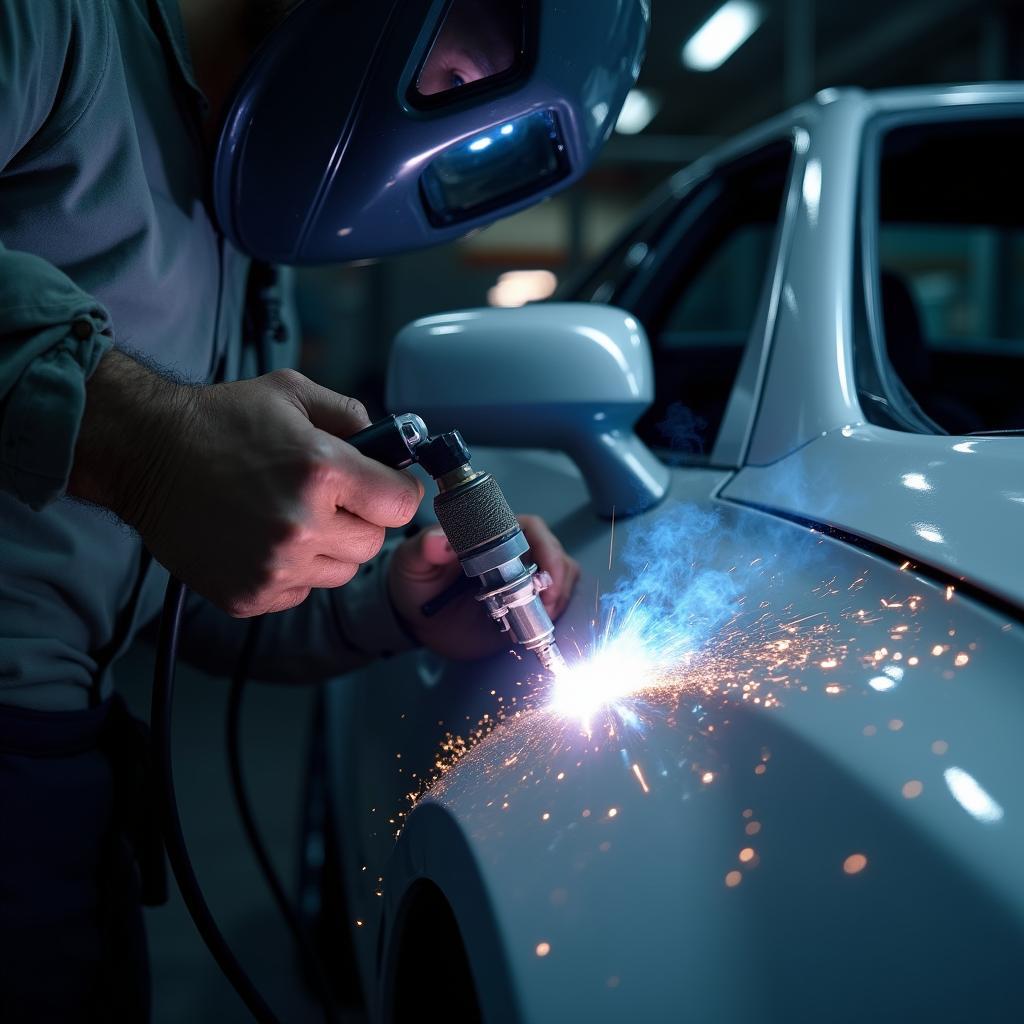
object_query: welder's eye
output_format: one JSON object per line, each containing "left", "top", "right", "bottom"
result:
{"left": 415, "top": 0, "right": 521, "bottom": 99}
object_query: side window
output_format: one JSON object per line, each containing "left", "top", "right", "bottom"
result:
{"left": 625, "top": 141, "right": 794, "bottom": 460}
{"left": 864, "top": 117, "right": 1024, "bottom": 435}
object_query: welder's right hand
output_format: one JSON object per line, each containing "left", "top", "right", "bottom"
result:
{"left": 70, "top": 355, "right": 423, "bottom": 616}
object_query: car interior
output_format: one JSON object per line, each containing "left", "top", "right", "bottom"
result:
{"left": 873, "top": 116, "right": 1024, "bottom": 434}
{"left": 592, "top": 140, "right": 795, "bottom": 462}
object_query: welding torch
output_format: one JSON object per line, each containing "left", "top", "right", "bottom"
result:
{"left": 345, "top": 413, "right": 568, "bottom": 674}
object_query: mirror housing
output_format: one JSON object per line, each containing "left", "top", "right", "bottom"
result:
{"left": 386, "top": 303, "right": 669, "bottom": 517}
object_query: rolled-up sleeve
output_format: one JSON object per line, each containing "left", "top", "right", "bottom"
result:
{"left": 0, "top": 249, "right": 113, "bottom": 507}
{"left": 0, "top": 0, "right": 116, "bottom": 508}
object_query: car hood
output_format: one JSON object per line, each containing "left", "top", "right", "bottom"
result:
{"left": 725, "top": 425, "right": 1024, "bottom": 612}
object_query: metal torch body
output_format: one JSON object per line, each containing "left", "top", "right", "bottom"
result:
{"left": 346, "top": 416, "right": 567, "bottom": 674}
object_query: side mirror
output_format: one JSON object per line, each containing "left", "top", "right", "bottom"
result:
{"left": 386, "top": 303, "right": 669, "bottom": 517}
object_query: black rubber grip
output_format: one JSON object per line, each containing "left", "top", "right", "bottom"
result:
{"left": 344, "top": 416, "right": 416, "bottom": 470}
{"left": 433, "top": 474, "right": 520, "bottom": 556}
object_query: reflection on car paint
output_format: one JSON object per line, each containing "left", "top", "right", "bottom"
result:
{"left": 370, "top": 506, "right": 1004, "bottom": 936}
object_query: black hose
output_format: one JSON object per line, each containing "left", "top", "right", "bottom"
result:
{"left": 152, "top": 577, "right": 281, "bottom": 1024}
{"left": 226, "top": 619, "right": 340, "bottom": 1024}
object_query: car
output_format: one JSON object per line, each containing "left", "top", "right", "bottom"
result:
{"left": 297, "top": 84, "right": 1024, "bottom": 1022}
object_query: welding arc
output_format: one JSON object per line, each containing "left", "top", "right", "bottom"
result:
{"left": 226, "top": 620, "right": 341, "bottom": 1024}
{"left": 152, "top": 578, "right": 282, "bottom": 1024}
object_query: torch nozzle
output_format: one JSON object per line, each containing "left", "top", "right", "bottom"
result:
{"left": 534, "top": 639, "right": 569, "bottom": 675}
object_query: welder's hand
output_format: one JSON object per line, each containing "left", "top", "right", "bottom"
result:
{"left": 72, "top": 355, "right": 423, "bottom": 616}
{"left": 388, "top": 514, "right": 580, "bottom": 660}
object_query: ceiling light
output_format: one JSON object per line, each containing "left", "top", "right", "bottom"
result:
{"left": 682, "top": 1, "right": 764, "bottom": 72}
{"left": 615, "top": 89, "right": 660, "bottom": 135}
{"left": 487, "top": 270, "right": 558, "bottom": 308}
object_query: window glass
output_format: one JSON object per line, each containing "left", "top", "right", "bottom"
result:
{"left": 661, "top": 223, "right": 776, "bottom": 345}
{"left": 868, "top": 117, "right": 1024, "bottom": 434}
{"left": 630, "top": 142, "right": 793, "bottom": 459}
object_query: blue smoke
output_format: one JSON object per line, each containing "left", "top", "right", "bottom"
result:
{"left": 601, "top": 503, "right": 743, "bottom": 663}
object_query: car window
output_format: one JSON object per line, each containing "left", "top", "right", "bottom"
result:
{"left": 661, "top": 222, "right": 777, "bottom": 345}
{"left": 627, "top": 141, "right": 794, "bottom": 460}
{"left": 864, "top": 116, "right": 1024, "bottom": 434}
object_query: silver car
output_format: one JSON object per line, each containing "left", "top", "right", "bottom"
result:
{"left": 299, "top": 84, "right": 1024, "bottom": 1022}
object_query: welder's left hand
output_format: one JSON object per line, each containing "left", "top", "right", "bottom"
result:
{"left": 388, "top": 514, "right": 580, "bottom": 660}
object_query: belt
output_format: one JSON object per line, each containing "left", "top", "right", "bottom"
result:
{"left": 0, "top": 695, "right": 168, "bottom": 906}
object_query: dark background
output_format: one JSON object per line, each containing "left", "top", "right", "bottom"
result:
{"left": 135, "top": 2, "right": 1024, "bottom": 1020}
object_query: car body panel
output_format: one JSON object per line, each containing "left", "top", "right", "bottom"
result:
{"left": 747, "top": 85, "right": 1024, "bottom": 466}
{"left": 385, "top": 487, "right": 1024, "bottom": 1022}
{"left": 724, "top": 425, "right": 1024, "bottom": 610}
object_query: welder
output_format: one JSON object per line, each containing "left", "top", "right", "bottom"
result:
{"left": 0, "top": 0, "right": 648, "bottom": 1020}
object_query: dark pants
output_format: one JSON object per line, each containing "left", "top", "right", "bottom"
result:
{"left": 0, "top": 699, "right": 153, "bottom": 1023}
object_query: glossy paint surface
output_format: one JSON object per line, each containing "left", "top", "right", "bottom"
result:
{"left": 725, "top": 425, "right": 1024, "bottom": 608}
{"left": 388, "top": 304, "right": 669, "bottom": 514}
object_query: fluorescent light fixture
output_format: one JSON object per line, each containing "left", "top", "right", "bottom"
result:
{"left": 615, "top": 89, "right": 660, "bottom": 135}
{"left": 682, "top": 1, "right": 764, "bottom": 71}
{"left": 488, "top": 270, "right": 558, "bottom": 308}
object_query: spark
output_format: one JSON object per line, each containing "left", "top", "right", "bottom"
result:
{"left": 843, "top": 853, "right": 868, "bottom": 875}
{"left": 608, "top": 506, "right": 616, "bottom": 571}
{"left": 631, "top": 763, "right": 651, "bottom": 794}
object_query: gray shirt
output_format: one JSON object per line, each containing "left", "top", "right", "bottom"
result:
{"left": 0, "top": 0, "right": 413, "bottom": 711}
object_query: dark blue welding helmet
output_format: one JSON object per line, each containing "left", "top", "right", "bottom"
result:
{"left": 212, "top": 0, "right": 650, "bottom": 264}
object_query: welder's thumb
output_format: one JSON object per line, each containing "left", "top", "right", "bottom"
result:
{"left": 280, "top": 373, "right": 371, "bottom": 439}
{"left": 418, "top": 525, "right": 457, "bottom": 567}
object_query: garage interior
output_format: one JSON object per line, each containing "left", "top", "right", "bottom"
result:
{"left": 110, "top": 1, "right": 1024, "bottom": 1020}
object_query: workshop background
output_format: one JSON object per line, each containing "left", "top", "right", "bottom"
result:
{"left": 120, "top": 1, "right": 1024, "bottom": 1020}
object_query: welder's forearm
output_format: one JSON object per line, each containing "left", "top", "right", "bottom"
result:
{"left": 68, "top": 349, "right": 198, "bottom": 526}
{"left": 175, "top": 539, "right": 418, "bottom": 683}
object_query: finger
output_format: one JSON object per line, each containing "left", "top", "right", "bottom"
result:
{"left": 552, "top": 556, "right": 581, "bottom": 619}
{"left": 309, "top": 557, "right": 359, "bottom": 590}
{"left": 419, "top": 525, "right": 457, "bottom": 567}
{"left": 263, "top": 586, "right": 313, "bottom": 615}
{"left": 289, "top": 375, "right": 371, "bottom": 438}
{"left": 519, "top": 513, "right": 568, "bottom": 583}
{"left": 332, "top": 450, "right": 425, "bottom": 529}
{"left": 392, "top": 527, "right": 457, "bottom": 585}
{"left": 316, "top": 510, "right": 385, "bottom": 565}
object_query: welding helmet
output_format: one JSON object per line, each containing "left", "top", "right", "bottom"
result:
{"left": 212, "top": 0, "right": 649, "bottom": 264}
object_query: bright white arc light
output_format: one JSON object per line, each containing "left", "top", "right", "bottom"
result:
{"left": 944, "top": 766, "right": 1004, "bottom": 824}
{"left": 615, "top": 89, "right": 660, "bottom": 135}
{"left": 682, "top": 1, "right": 764, "bottom": 71}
